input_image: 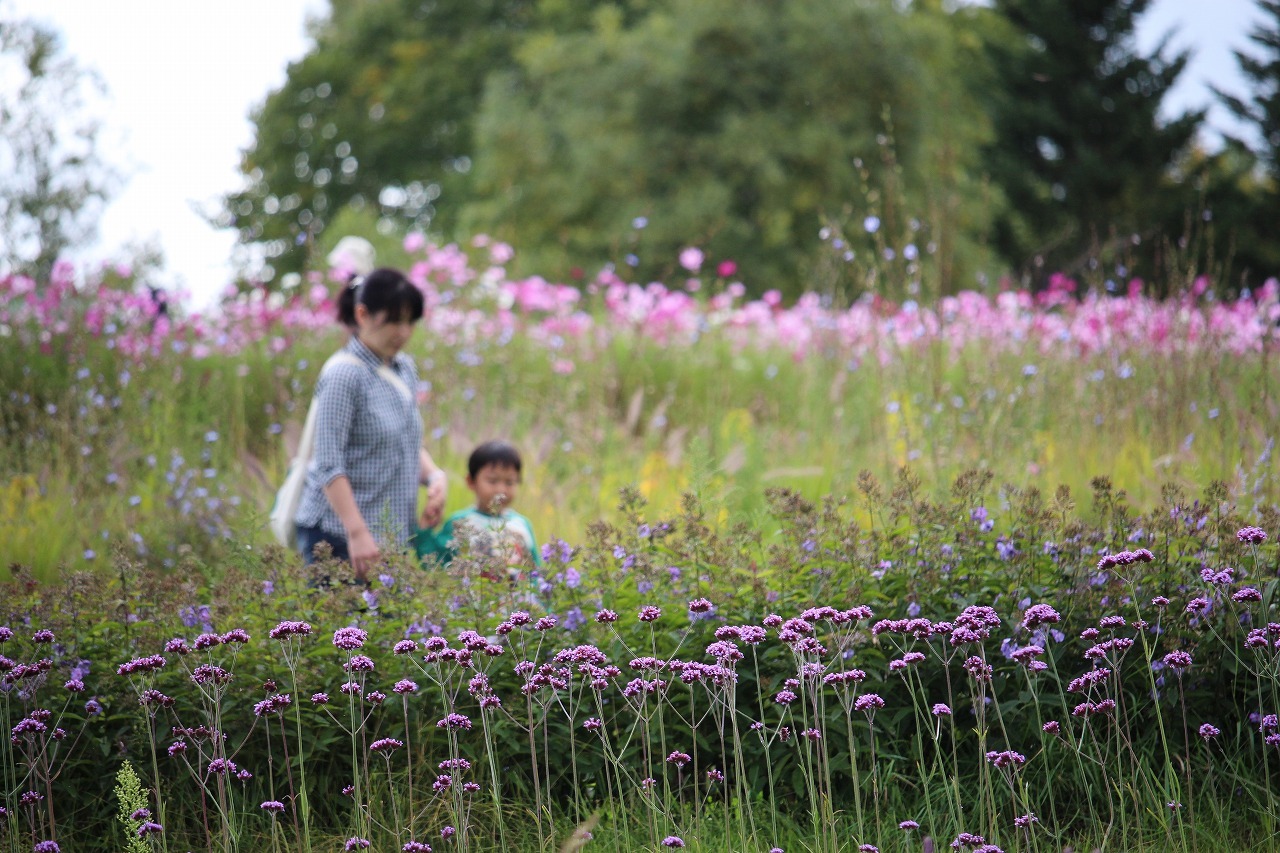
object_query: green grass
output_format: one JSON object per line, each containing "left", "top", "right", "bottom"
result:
{"left": 1, "top": 316, "right": 1278, "bottom": 575}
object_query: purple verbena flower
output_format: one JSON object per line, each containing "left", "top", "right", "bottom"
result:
{"left": 270, "top": 621, "right": 313, "bottom": 639}
{"left": 855, "top": 693, "right": 885, "bottom": 713}
{"left": 1238, "top": 526, "right": 1267, "bottom": 544}
{"left": 371, "top": 737, "right": 404, "bottom": 753}
{"left": 333, "top": 627, "right": 368, "bottom": 651}
{"left": 437, "top": 713, "right": 472, "bottom": 730}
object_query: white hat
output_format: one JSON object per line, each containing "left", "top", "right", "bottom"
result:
{"left": 326, "top": 236, "right": 376, "bottom": 277}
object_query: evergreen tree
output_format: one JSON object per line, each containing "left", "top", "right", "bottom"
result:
{"left": 1216, "top": 0, "right": 1280, "bottom": 179}
{"left": 982, "top": 0, "right": 1202, "bottom": 280}
{"left": 1185, "top": 0, "right": 1280, "bottom": 287}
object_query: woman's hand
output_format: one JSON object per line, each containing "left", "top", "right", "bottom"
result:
{"left": 322, "top": 475, "right": 379, "bottom": 579}
{"left": 420, "top": 471, "right": 447, "bottom": 529}
{"left": 347, "top": 527, "right": 380, "bottom": 580}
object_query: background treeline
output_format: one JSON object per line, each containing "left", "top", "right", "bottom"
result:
{"left": 217, "top": 0, "right": 1280, "bottom": 301}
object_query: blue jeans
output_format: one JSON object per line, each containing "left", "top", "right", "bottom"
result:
{"left": 296, "top": 524, "right": 349, "bottom": 565}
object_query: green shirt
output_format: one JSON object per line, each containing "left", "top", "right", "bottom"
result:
{"left": 416, "top": 506, "right": 543, "bottom": 570}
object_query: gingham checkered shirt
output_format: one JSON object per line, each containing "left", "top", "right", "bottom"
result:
{"left": 295, "top": 337, "right": 422, "bottom": 547}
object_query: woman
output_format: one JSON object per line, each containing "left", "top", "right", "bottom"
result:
{"left": 294, "top": 266, "right": 447, "bottom": 577}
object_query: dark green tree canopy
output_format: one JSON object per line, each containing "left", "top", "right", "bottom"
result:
{"left": 223, "top": 0, "right": 1000, "bottom": 296}
{"left": 220, "top": 0, "right": 651, "bottom": 283}
{"left": 228, "top": 0, "right": 1280, "bottom": 295}
{"left": 462, "top": 0, "right": 998, "bottom": 296}
{"left": 1216, "top": 0, "right": 1280, "bottom": 176}
{"left": 982, "top": 0, "right": 1201, "bottom": 278}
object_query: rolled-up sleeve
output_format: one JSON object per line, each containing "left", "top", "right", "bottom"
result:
{"left": 310, "top": 365, "right": 362, "bottom": 487}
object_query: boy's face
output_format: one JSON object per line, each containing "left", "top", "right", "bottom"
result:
{"left": 467, "top": 463, "right": 521, "bottom": 514}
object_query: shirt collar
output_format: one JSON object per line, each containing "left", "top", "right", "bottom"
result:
{"left": 345, "top": 335, "right": 409, "bottom": 372}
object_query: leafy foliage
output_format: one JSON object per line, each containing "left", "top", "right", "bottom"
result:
{"left": 463, "top": 0, "right": 999, "bottom": 298}
{"left": 222, "top": 0, "right": 1003, "bottom": 297}
{"left": 0, "top": 17, "right": 116, "bottom": 281}
{"left": 218, "top": 0, "right": 643, "bottom": 285}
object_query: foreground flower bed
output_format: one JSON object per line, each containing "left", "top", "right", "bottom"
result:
{"left": 3, "top": 482, "right": 1279, "bottom": 851}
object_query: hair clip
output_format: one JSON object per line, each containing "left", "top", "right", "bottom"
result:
{"left": 348, "top": 275, "right": 364, "bottom": 290}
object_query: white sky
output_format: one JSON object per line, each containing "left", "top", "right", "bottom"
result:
{"left": 2, "top": 0, "right": 1266, "bottom": 310}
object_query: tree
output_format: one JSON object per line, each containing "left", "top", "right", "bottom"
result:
{"left": 220, "top": 0, "right": 646, "bottom": 286}
{"left": 461, "top": 0, "right": 1000, "bottom": 298}
{"left": 981, "top": 0, "right": 1202, "bottom": 280}
{"left": 1216, "top": 0, "right": 1280, "bottom": 179}
{"left": 0, "top": 16, "right": 116, "bottom": 282}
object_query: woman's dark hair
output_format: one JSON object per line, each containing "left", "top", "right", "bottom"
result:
{"left": 336, "top": 267, "right": 425, "bottom": 329}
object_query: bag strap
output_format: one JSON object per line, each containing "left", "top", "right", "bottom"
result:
{"left": 373, "top": 363, "right": 413, "bottom": 403}
{"left": 290, "top": 352, "right": 365, "bottom": 469}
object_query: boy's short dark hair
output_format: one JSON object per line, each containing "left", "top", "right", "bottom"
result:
{"left": 468, "top": 440, "right": 522, "bottom": 479}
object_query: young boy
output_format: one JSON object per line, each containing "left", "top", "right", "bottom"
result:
{"left": 416, "top": 440, "right": 542, "bottom": 577}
